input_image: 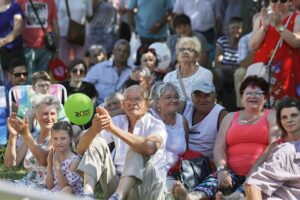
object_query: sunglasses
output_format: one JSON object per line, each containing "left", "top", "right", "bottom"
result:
{"left": 71, "top": 68, "right": 85, "bottom": 75}
{"left": 270, "top": 0, "right": 288, "bottom": 3}
{"left": 13, "top": 72, "right": 28, "bottom": 77}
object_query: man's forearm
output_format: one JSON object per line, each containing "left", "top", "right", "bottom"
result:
{"left": 76, "top": 127, "right": 99, "bottom": 155}
{"left": 109, "top": 125, "right": 159, "bottom": 156}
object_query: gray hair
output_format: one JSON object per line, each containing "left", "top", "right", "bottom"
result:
{"left": 150, "top": 82, "right": 180, "bottom": 101}
{"left": 113, "top": 39, "right": 130, "bottom": 55}
{"left": 32, "top": 94, "right": 60, "bottom": 113}
{"left": 176, "top": 36, "right": 201, "bottom": 54}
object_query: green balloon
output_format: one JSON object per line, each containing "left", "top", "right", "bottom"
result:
{"left": 64, "top": 93, "right": 94, "bottom": 125}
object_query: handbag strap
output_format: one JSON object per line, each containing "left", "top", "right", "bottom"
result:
{"left": 267, "top": 14, "right": 292, "bottom": 66}
{"left": 65, "top": 0, "right": 71, "bottom": 19}
{"left": 28, "top": 0, "right": 47, "bottom": 33}
{"left": 177, "top": 67, "right": 189, "bottom": 101}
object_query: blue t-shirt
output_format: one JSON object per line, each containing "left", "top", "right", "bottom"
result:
{"left": 128, "top": 0, "right": 173, "bottom": 39}
{"left": 0, "top": 3, "right": 23, "bottom": 49}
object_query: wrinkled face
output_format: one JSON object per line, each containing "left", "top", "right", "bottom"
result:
{"left": 228, "top": 22, "right": 243, "bottom": 39}
{"left": 33, "top": 80, "right": 51, "bottom": 94}
{"left": 157, "top": 89, "right": 180, "bottom": 114}
{"left": 52, "top": 130, "right": 71, "bottom": 153}
{"left": 176, "top": 42, "right": 198, "bottom": 64}
{"left": 105, "top": 96, "right": 123, "bottom": 112}
{"left": 192, "top": 91, "right": 216, "bottom": 115}
{"left": 70, "top": 63, "right": 86, "bottom": 82}
{"left": 175, "top": 24, "right": 192, "bottom": 37}
{"left": 123, "top": 86, "right": 148, "bottom": 119}
{"left": 241, "top": 86, "right": 266, "bottom": 110}
{"left": 113, "top": 43, "right": 130, "bottom": 63}
{"left": 141, "top": 52, "right": 157, "bottom": 72}
{"left": 11, "top": 66, "right": 28, "bottom": 86}
{"left": 270, "top": 0, "right": 290, "bottom": 13}
{"left": 36, "top": 104, "right": 58, "bottom": 129}
{"left": 280, "top": 107, "right": 300, "bottom": 134}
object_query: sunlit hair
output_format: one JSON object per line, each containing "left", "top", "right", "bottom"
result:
{"left": 51, "top": 121, "right": 76, "bottom": 153}
{"left": 276, "top": 97, "right": 300, "bottom": 137}
{"left": 176, "top": 36, "right": 201, "bottom": 54}
{"left": 32, "top": 71, "right": 51, "bottom": 86}
{"left": 239, "top": 75, "right": 269, "bottom": 96}
{"left": 124, "top": 85, "right": 149, "bottom": 100}
{"left": 32, "top": 94, "right": 60, "bottom": 113}
{"left": 105, "top": 92, "right": 124, "bottom": 104}
{"left": 150, "top": 82, "right": 179, "bottom": 101}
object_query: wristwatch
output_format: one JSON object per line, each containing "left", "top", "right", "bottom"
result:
{"left": 217, "top": 165, "right": 227, "bottom": 173}
{"left": 278, "top": 26, "right": 285, "bottom": 33}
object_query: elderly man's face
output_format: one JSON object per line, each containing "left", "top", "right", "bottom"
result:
{"left": 123, "top": 85, "right": 149, "bottom": 119}
{"left": 192, "top": 91, "right": 216, "bottom": 115}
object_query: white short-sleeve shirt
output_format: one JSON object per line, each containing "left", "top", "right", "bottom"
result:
{"left": 99, "top": 113, "right": 167, "bottom": 178}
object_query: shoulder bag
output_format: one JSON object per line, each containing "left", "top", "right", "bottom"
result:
{"left": 65, "top": 0, "right": 85, "bottom": 46}
{"left": 28, "top": 0, "right": 57, "bottom": 52}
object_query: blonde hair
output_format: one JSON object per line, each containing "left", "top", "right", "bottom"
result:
{"left": 176, "top": 36, "right": 201, "bottom": 54}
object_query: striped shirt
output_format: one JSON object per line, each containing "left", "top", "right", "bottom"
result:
{"left": 216, "top": 36, "right": 239, "bottom": 66}
{"left": 245, "top": 141, "right": 300, "bottom": 200}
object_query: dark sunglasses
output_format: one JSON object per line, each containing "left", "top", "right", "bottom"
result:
{"left": 13, "top": 72, "right": 28, "bottom": 77}
{"left": 71, "top": 68, "right": 85, "bottom": 75}
{"left": 270, "top": 0, "right": 288, "bottom": 3}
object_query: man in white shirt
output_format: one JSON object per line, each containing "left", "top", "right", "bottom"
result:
{"left": 84, "top": 39, "right": 134, "bottom": 105}
{"left": 77, "top": 85, "right": 167, "bottom": 200}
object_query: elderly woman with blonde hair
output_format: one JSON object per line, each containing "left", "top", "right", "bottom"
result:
{"left": 163, "top": 36, "right": 212, "bottom": 101}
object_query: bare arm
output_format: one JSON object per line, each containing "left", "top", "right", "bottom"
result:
{"left": 244, "top": 183, "right": 263, "bottom": 200}
{"left": 46, "top": 149, "right": 54, "bottom": 189}
{"left": 249, "top": 16, "right": 267, "bottom": 50}
{"left": 110, "top": 125, "right": 162, "bottom": 156}
{"left": 76, "top": 113, "right": 110, "bottom": 155}
{"left": 0, "top": 14, "right": 23, "bottom": 47}
{"left": 4, "top": 114, "right": 28, "bottom": 167}
{"left": 213, "top": 113, "right": 234, "bottom": 168}
{"left": 276, "top": 14, "right": 300, "bottom": 48}
{"left": 182, "top": 116, "right": 189, "bottom": 150}
{"left": 267, "top": 109, "right": 281, "bottom": 143}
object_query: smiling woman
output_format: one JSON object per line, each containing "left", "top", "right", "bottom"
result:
{"left": 4, "top": 95, "right": 60, "bottom": 190}
{"left": 172, "top": 76, "right": 281, "bottom": 200}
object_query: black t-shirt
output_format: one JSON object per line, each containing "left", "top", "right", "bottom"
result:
{"left": 61, "top": 81, "right": 98, "bottom": 99}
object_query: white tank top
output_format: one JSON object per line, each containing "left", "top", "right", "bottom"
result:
{"left": 149, "top": 108, "right": 187, "bottom": 170}
{"left": 183, "top": 103, "right": 224, "bottom": 159}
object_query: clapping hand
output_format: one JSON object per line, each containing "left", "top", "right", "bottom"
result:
{"left": 96, "top": 106, "right": 114, "bottom": 132}
{"left": 7, "top": 112, "right": 29, "bottom": 137}
{"left": 47, "top": 148, "right": 54, "bottom": 167}
{"left": 260, "top": 7, "right": 270, "bottom": 29}
{"left": 272, "top": 12, "right": 283, "bottom": 29}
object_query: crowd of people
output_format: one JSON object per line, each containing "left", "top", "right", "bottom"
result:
{"left": 1, "top": 0, "right": 300, "bottom": 200}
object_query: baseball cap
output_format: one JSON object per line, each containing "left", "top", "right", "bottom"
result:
{"left": 191, "top": 78, "right": 215, "bottom": 94}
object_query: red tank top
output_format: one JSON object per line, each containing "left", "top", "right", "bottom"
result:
{"left": 226, "top": 110, "right": 270, "bottom": 176}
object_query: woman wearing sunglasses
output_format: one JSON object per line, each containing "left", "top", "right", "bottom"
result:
{"left": 61, "top": 59, "right": 97, "bottom": 105}
{"left": 249, "top": 0, "right": 300, "bottom": 104}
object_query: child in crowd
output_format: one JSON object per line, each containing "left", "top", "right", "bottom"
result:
{"left": 46, "top": 121, "right": 83, "bottom": 195}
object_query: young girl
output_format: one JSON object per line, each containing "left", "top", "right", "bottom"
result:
{"left": 46, "top": 121, "right": 83, "bottom": 195}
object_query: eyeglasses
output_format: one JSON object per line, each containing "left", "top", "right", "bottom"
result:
{"left": 36, "top": 83, "right": 51, "bottom": 88}
{"left": 270, "top": 0, "right": 288, "bottom": 3}
{"left": 161, "top": 95, "right": 180, "bottom": 101}
{"left": 71, "top": 68, "right": 85, "bottom": 75}
{"left": 13, "top": 72, "right": 28, "bottom": 77}
{"left": 177, "top": 47, "right": 196, "bottom": 53}
{"left": 243, "top": 91, "right": 265, "bottom": 97}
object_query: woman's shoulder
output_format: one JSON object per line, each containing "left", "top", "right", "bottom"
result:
{"left": 163, "top": 70, "right": 177, "bottom": 81}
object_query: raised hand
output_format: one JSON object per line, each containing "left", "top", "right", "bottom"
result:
{"left": 260, "top": 7, "right": 270, "bottom": 29}
{"left": 96, "top": 106, "right": 114, "bottom": 132}
{"left": 47, "top": 148, "right": 54, "bottom": 166}
{"left": 272, "top": 12, "right": 283, "bottom": 29}
{"left": 7, "top": 113, "right": 30, "bottom": 136}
